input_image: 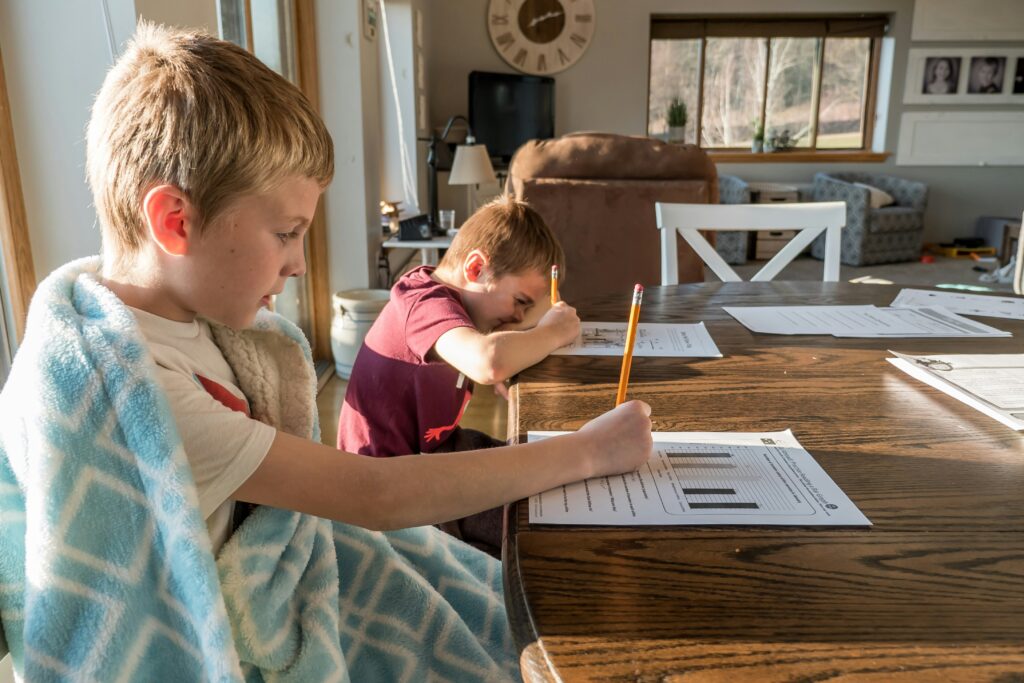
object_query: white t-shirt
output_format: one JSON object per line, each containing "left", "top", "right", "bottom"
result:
{"left": 129, "top": 307, "right": 276, "bottom": 553}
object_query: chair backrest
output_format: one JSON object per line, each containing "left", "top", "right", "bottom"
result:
{"left": 1014, "top": 211, "right": 1024, "bottom": 296}
{"left": 507, "top": 133, "right": 718, "bottom": 301}
{"left": 656, "top": 202, "right": 847, "bottom": 283}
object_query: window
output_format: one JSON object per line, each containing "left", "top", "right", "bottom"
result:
{"left": 648, "top": 17, "right": 886, "bottom": 153}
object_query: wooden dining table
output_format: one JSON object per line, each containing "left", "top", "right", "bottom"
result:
{"left": 504, "top": 281, "right": 1024, "bottom": 682}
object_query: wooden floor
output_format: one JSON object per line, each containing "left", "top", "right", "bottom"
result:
{"left": 317, "top": 374, "right": 507, "bottom": 448}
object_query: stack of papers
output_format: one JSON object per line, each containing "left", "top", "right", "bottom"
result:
{"left": 528, "top": 430, "right": 870, "bottom": 526}
{"left": 887, "top": 351, "right": 1024, "bottom": 430}
{"left": 723, "top": 305, "right": 1010, "bottom": 338}
{"left": 552, "top": 322, "right": 722, "bottom": 357}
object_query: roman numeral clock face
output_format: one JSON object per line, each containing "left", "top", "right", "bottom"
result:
{"left": 487, "top": 0, "right": 595, "bottom": 76}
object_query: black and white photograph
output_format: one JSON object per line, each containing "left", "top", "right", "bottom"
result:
{"left": 967, "top": 56, "right": 1006, "bottom": 94}
{"left": 1014, "top": 57, "right": 1024, "bottom": 94}
{"left": 922, "top": 56, "right": 960, "bottom": 94}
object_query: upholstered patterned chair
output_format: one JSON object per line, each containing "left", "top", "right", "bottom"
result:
{"left": 810, "top": 172, "right": 928, "bottom": 266}
{"left": 716, "top": 175, "right": 751, "bottom": 265}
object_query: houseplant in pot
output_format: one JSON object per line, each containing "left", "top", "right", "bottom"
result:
{"left": 765, "top": 128, "right": 799, "bottom": 153}
{"left": 666, "top": 97, "right": 687, "bottom": 143}
{"left": 751, "top": 119, "right": 765, "bottom": 153}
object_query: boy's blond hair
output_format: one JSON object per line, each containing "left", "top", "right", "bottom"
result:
{"left": 87, "top": 22, "right": 334, "bottom": 261}
{"left": 439, "top": 195, "right": 564, "bottom": 279}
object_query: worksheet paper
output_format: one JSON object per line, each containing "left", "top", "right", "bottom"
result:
{"left": 723, "top": 305, "right": 1010, "bottom": 338}
{"left": 551, "top": 322, "right": 722, "bottom": 357}
{"left": 527, "top": 430, "right": 870, "bottom": 526}
{"left": 873, "top": 306, "right": 1011, "bottom": 337}
{"left": 887, "top": 351, "right": 1024, "bottom": 430}
{"left": 891, "top": 288, "right": 1024, "bottom": 321}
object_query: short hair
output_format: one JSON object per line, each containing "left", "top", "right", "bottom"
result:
{"left": 439, "top": 195, "right": 565, "bottom": 280}
{"left": 86, "top": 22, "right": 334, "bottom": 260}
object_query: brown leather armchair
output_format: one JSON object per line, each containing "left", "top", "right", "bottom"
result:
{"left": 506, "top": 132, "right": 717, "bottom": 303}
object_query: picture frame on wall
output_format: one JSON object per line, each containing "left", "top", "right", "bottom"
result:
{"left": 904, "top": 48, "right": 1024, "bottom": 104}
{"left": 922, "top": 56, "right": 960, "bottom": 95}
{"left": 1013, "top": 57, "right": 1024, "bottom": 94}
{"left": 966, "top": 56, "right": 1006, "bottom": 94}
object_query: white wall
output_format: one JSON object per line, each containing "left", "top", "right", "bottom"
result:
{"left": 0, "top": 0, "right": 222, "bottom": 281}
{"left": 317, "top": 0, "right": 383, "bottom": 293}
{"left": 2, "top": 0, "right": 386, "bottom": 293}
{"left": 0, "top": 0, "right": 135, "bottom": 279}
{"left": 425, "top": 0, "right": 1024, "bottom": 242}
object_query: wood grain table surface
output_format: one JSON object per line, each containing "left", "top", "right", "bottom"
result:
{"left": 504, "top": 282, "right": 1024, "bottom": 682}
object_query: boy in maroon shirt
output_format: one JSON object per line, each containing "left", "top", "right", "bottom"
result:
{"left": 339, "top": 196, "right": 580, "bottom": 553}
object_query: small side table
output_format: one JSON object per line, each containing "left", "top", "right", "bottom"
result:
{"left": 381, "top": 235, "right": 453, "bottom": 267}
{"left": 379, "top": 235, "right": 454, "bottom": 287}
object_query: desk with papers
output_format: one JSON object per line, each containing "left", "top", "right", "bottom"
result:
{"left": 505, "top": 281, "right": 1024, "bottom": 682}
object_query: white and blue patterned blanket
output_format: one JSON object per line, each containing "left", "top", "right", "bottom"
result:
{"left": 0, "top": 257, "right": 518, "bottom": 681}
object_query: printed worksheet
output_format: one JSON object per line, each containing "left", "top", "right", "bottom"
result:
{"left": 723, "top": 305, "right": 889, "bottom": 335}
{"left": 724, "top": 305, "right": 1010, "bottom": 338}
{"left": 552, "top": 322, "right": 722, "bottom": 357}
{"left": 528, "top": 430, "right": 870, "bottom": 526}
{"left": 888, "top": 350, "right": 1024, "bottom": 430}
{"left": 892, "top": 288, "right": 1024, "bottom": 321}
{"left": 869, "top": 306, "right": 1010, "bottom": 337}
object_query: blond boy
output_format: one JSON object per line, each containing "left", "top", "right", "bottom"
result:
{"left": 0, "top": 23, "right": 651, "bottom": 680}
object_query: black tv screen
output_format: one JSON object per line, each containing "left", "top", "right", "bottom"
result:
{"left": 469, "top": 71, "right": 554, "bottom": 166}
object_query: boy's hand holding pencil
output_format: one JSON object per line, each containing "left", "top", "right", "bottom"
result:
{"left": 536, "top": 301, "right": 580, "bottom": 348}
{"left": 575, "top": 399, "right": 654, "bottom": 477}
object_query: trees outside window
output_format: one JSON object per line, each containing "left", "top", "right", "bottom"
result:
{"left": 648, "top": 17, "right": 885, "bottom": 153}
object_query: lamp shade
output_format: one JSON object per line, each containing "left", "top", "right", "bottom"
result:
{"left": 448, "top": 144, "right": 497, "bottom": 185}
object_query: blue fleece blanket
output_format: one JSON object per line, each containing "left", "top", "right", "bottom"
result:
{"left": 0, "top": 257, "right": 517, "bottom": 681}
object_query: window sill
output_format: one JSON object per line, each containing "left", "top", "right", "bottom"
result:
{"left": 708, "top": 150, "right": 891, "bottom": 163}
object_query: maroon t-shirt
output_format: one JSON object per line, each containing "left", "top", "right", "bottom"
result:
{"left": 337, "top": 266, "right": 476, "bottom": 456}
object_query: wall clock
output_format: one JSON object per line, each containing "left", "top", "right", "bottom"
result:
{"left": 487, "top": 0, "right": 596, "bottom": 76}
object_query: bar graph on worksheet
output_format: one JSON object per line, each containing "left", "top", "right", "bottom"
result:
{"left": 652, "top": 444, "right": 817, "bottom": 517}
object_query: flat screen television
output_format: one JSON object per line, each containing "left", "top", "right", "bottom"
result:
{"left": 469, "top": 71, "right": 554, "bottom": 167}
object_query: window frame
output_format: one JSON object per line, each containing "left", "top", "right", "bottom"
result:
{"left": 647, "top": 16, "right": 890, "bottom": 162}
{"left": 0, "top": 41, "right": 37, "bottom": 349}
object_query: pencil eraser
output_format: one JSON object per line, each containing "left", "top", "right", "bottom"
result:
{"left": 634, "top": 283, "right": 643, "bottom": 292}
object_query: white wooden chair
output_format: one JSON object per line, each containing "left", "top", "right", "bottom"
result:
{"left": 655, "top": 202, "right": 847, "bottom": 284}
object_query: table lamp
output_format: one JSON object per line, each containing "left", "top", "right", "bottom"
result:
{"left": 422, "top": 115, "right": 497, "bottom": 236}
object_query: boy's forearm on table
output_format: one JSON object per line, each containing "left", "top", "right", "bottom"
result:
{"left": 370, "top": 434, "right": 591, "bottom": 529}
{"left": 485, "top": 326, "right": 562, "bottom": 382}
{"left": 241, "top": 431, "right": 592, "bottom": 531}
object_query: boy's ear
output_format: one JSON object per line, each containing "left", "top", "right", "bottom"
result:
{"left": 463, "top": 249, "right": 491, "bottom": 284}
{"left": 142, "top": 184, "right": 195, "bottom": 256}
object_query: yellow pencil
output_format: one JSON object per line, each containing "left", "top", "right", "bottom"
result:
{"left": 550, "top": 265, "right": 559, "bottom": 305}
{"left": 615, "top": 284, "right": 643, "bottom": 406}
